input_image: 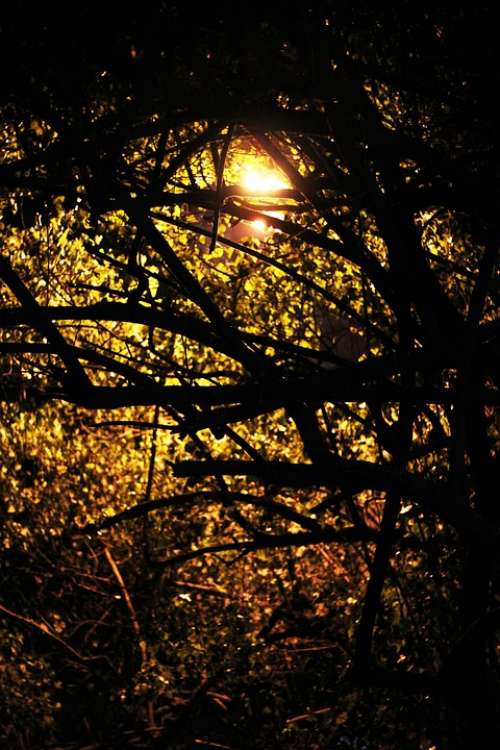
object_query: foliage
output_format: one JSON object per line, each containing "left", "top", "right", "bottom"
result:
{"left": 0, "top": 6, "right": 498, "bottom": 749}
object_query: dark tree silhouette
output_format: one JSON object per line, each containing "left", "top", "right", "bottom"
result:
{"left": 0, "top": 5, "right": 498, "bottom": 748}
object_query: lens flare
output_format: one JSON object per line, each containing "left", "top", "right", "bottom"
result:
{"left": 251, "top": 219, "right": 267, "bottom": 231}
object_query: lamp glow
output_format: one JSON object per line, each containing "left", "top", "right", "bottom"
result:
{"left": 242, "top": 168, "right": 288, "bottom": 194}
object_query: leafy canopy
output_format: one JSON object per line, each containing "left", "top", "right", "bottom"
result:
{"left": 0, "top": 6, "right": 498, "bottom": 749}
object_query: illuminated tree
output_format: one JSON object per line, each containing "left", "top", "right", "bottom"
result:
{"left": 0, "top": 6, "right": 498, "bottom": 748}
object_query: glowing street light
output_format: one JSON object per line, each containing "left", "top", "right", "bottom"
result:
{"left": 241, "top": 168, "right": 289, "bottom": 194}
{"left": 231, "top": 165, "right": 289, "bottom": 235}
